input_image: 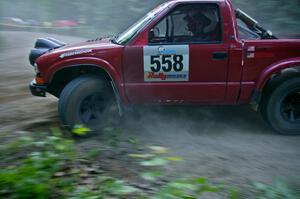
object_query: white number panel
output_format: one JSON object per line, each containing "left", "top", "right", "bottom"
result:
{"left": 143, "top": 45, "right": 189, "bottom": 82}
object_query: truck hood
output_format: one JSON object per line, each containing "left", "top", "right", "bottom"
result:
{"left": 54, "top": 37, "right": 115, "bottom": 52}
{"left": 34, "top": 37, "right": 123, "bottom": 68}
{"left": 51, "top": 37, "right": 121, "bottom": 55}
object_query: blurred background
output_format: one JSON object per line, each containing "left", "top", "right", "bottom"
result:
{"left": 0, "top": 0, "right": 299, "bottom": 38}
{"left": 0, "top": 1, "right": 299, "bottom": 198}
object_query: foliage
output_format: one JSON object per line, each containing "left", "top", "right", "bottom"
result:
{"left": 129, "top": 145, "right": 236, "bottom": 198}
{"left": 103, "top": 127, "right": 123, "bottom": 147}
{"left": 69, "top": 177, "right": 139, "bottom": 199}
{"left": 254, "top": 180, "right": 300, "bottom": 199}
{"left": 141, "top": 171, "right": 163, "bottom": 181}
{"left": 0, "top": 128, "right": 299, "bottom": 199}
{"left": 152, "top": 177, "right": 221, "bottom": 199}
{"left": 72, "top": 125, "right": 92, "bottom": 136}
{"left": 0, "top": 131, "right": 76, "bottom": 198}
{"left": 0, "top": 129, "right": 140, "bottom": 198}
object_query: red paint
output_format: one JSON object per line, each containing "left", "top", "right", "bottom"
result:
{"left": 34, "top": 0, "right": 300, "bottom": 106}
{"left": 255, "top": 58, "right": 300, "bottom": 92}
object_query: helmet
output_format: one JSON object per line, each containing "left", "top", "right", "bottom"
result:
{"left": 184, "top": 11, "right": 212, "bottom": 36}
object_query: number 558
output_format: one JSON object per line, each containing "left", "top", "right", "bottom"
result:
{"left": 150, "top": 55, "right": 184, "bottom": 72}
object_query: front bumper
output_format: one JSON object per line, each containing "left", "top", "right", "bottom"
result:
{"left": 29, "top": 80, "right": 47, "bottom": 97}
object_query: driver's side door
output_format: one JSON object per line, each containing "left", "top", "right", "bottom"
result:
{"left": 123, "top": 3, "right": 229, "bottom": 104}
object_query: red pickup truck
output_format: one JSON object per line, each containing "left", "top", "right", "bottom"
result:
{"left": 29, "top": 0, "right": 300, "bottom": 135}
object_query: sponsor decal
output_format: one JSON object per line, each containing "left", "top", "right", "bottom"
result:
{"left": 158, "top": 46, "right": 177, "bottom": 55}
{"left": 146, "top": 72, "right": 188, "bottom": 81}
{"left": 59, "top": 49, "right": 92, "bottom": 58}
{"left": 147, "top": 72, "right": 167, "bottom": 80}
{"left": 144, "top": 45, "right": 189, "bottom": 82}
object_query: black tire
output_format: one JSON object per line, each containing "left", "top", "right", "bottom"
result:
{"left": 58, "top": 75, "right": 117, "bottom": 135}
{"left": 260, "top": 77, "right": 300, "bottom": 135}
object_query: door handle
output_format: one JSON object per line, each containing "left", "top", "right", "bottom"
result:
{"left": 212, "top": 52, "right": 228, "bottom": 60}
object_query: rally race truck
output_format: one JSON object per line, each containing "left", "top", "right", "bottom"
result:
{"left": 29, "top": 0, "right": 300, "bottom": 135}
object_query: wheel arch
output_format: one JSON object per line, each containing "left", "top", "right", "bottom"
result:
{"left": 251, "top": 58, "right": 300, "bottom": 107}
{"left": 47, "top": 63, "right": 127, "bottom": 109}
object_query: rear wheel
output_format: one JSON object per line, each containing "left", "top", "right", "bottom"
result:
{"left": 261, "top": 77, "right": 300, "bottom": 135}
{"left": 58, "top": 75, "right": 117, "bottom": 135}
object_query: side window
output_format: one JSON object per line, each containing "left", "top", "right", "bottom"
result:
{"left": 149, "top": 4, "right": 222, "bottom": 44}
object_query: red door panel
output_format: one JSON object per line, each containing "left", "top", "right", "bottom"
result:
{"left": 189, "top": 44, "right": 228, "bottom": 82}
{"left": 123, "top": 43, "right": 229, "bottom": 104}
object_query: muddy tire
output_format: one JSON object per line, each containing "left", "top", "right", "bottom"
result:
{"left": 261, "top": 77, "right": 300, "bottom": 135}
{"left": 58, "top": 75, "right": 117, "bottom": 135}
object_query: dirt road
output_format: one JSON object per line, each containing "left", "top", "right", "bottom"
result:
{"left": 0, "top": 31, "right": 299, "bottom": 195}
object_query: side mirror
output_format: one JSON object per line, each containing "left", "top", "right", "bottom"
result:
{"left": 263, "top": 30, "right": 276, "bottom": 39}
{"left": 266, "top": 30, "right": 273, "bottom": 36}
{"left": 148, "top": 29, "right": 155, "bottom": 42}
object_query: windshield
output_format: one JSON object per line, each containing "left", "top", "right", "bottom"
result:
{"left": 114, "top": 2, "right": 170, "bottom": 45}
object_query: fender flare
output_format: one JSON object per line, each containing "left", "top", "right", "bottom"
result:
{"left": 255, "top": 58, "right": 300, "bottom": 92}
{"left": 251, "top": 57, "right": 300, "bottom": 106}
{"left": 46, "top": 57, "right": 128, "bottom": 105}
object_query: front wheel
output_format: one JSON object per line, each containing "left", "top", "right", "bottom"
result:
{"left": 58, "top": 75, "right": 117, "bottom": 134}
{"left": 261, "top": 77, "right": 300, "bottom": 135}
